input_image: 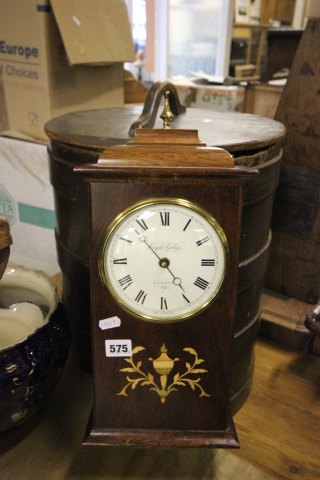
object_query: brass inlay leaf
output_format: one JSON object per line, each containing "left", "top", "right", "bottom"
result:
{"left": 117, "top": 344, "right": 211, "bottom": 404}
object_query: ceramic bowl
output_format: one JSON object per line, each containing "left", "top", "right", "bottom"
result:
{"left": 0, "top": 264, "right": 70, "bottom": 433}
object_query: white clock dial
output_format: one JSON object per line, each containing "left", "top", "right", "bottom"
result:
{"left": 99, "top": 198, "right": 228, "bottom": 323}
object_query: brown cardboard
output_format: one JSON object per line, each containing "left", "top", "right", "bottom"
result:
{"left": 51, "top": 0, "right": 135, "bottom": 65}
{"left": 307, "top": 0, "right": 320, "bottom": 18}
{"left": 0, "top": 0, "right": 135, "bottom": 142}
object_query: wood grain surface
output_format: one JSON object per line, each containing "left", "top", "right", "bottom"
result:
{"left": 85, "top": 176, "right": 244, "bottom": 446}
{"left": 0, "top": 337, "right": 319, "bottom": 480}
{"left": 265, "top": 18, "right": 320, "bottom": 303}
{"left": 44, "top": 107, "right": 285, "bottom": 153}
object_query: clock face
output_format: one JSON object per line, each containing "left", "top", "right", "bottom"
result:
{"left": 99, "top": 198, "right": 228, "bottom": 323}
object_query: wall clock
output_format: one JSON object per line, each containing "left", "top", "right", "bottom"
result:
{"left": 75, "top": 92, "right": 257, "bottom": 448}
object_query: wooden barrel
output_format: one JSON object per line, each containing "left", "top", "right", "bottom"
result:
{"left": 45, "top": 106, "right": 285, "bottom": 414}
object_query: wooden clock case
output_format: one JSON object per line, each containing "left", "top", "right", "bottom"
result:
{"left": 75, "top": 123, "right": 257, "bottom": 449}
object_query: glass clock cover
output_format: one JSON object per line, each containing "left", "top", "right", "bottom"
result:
{"left": 99, "top": 198, "right": 228, "bottom": 322}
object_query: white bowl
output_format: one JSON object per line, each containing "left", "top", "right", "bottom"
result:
{"left": 0, "top": 264, "right": 70, "bottom": 433}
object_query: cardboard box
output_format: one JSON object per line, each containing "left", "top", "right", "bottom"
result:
{"left": 0, "top": 0, "right": 135, "bottom": 142}
{"left": 0, "top": 136, "right": 58, "bottom": 275}
{"left": 307, "top": 0, "right": 320, "bottom": 18}
{"left": 194, "top": 85, "right": 245, "bottom": 112}
{"left": 244, "top": 82, "right": 284, "bottom": 118}
{"left": 172, "top": 81, "right": 245, "bottom": 112}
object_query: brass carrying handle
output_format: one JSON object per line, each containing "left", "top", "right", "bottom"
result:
{"left": 128, "top": 81, "right": 186, "bottom": 136}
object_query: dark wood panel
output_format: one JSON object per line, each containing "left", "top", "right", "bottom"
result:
{"left": 86, "top": 177, "right": 243, "bottom": 446}
{"left": 265, "top": 19, "right": 320, "bottom": 303}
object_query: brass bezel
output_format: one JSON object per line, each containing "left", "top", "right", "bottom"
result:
{"left": 98, "top": 197, "right": 229, "bottom": 323}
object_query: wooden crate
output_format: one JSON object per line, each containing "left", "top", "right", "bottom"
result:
{"left": 260, "top": 290, "right": 320, "bottom": 355}
{"left": 244, "top": 83, "right": 283, "bottom": 118}
{"left": 124, "top": 70, "right": 147, "bottom": 104}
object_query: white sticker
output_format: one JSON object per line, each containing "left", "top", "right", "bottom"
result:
{"left": 72, "top": 15, "right": 81, "bottom": 26}
{"left": 105, "top": 339, "right": 132, "bottom": 357}
{"left": 99, "top": 316, "right": 121, "bottom": 331}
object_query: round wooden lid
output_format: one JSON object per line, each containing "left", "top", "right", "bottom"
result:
{"left": 44, "top": 107, "right": 285, "bottom": 154}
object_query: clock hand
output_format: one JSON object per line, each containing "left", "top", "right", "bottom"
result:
{"left": 139, "top": 235, "right": 185, "bottom": 292}
{"left": 165, "top": 258, "right": 184, "bottom": 292}
{"left": 139, "top": 234, "right": 162, "bottom": 261}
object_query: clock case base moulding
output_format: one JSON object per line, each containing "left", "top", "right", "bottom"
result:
{"left": 83, "top": 420, "right": 239, "bottom": 449}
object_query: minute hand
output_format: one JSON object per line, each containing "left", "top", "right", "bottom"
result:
{"left": 139, "top": 235, "right": 185, "bottom": 292}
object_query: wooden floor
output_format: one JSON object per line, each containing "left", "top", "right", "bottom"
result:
{"left": 0, "top": 337, "right": 320, "bottom": 480}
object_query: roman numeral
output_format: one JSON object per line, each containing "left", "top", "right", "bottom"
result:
{"left": 194, "top": 276, "right": 209, "bottom": 290}
{"left": 113, "top": 258, "right": 127, "bottom": 264}
{"left": 196, "top": 236, "right": 209, "bottom": 246}
{"left": 136, "top": 219, "right": 148, "bottom": 231}
{"left": 118, "top": 274, "right": 133, "bottom": 290}
{"left": 183, "top": 219, "right": 191, "bottom": 231}
{"left": 160, "top": 297, "right": 168, "bottom": 309}
{"left": 160, "top": 211, "right": 170, "bottom": 226}
{"left": 201, "top": 259, "right": 215, "bottom": 266}
{"left": 119, "top": 237, "right": 133, "bottom": 244}
{"left": 135, "top": 290, "right": 147, "bottom": 304}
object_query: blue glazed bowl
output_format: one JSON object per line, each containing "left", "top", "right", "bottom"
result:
{"left": 0, "top": 265, "right": 70, "bottom": 433}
